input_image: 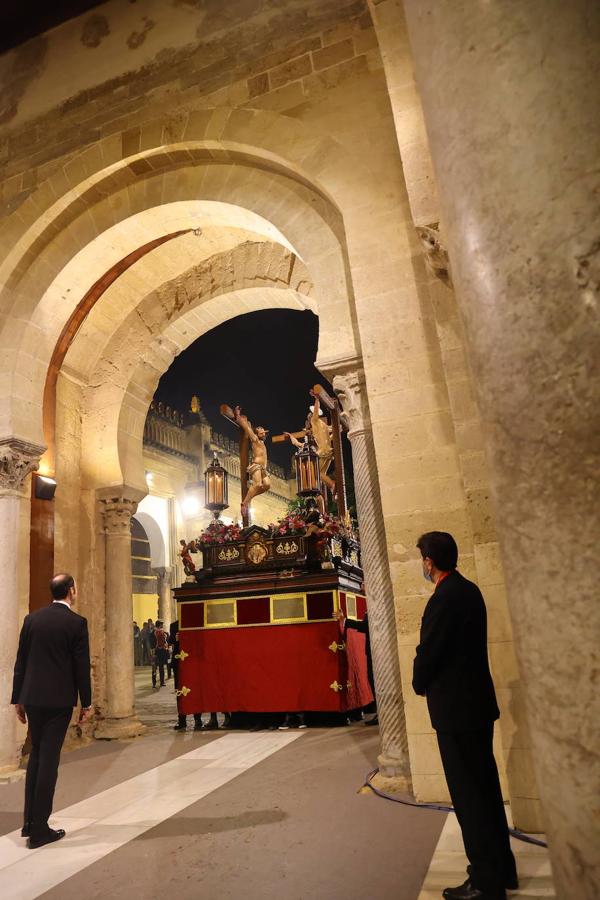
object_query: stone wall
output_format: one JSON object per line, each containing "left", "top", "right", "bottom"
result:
{"left": 0, "top": 0, "right": 517, "bottom": 802}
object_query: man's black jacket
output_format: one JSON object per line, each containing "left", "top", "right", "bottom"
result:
{"left": 11, "top": 602, "right": 92, "bottom": 708}
{"left": 412, "top": 570, "right": 499, "bottom": 732}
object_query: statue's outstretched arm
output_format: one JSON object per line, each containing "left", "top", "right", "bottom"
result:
{"left": 311, "top": 395, "right": 321, "bottom": 428}
{"left": 284, "top": 432, "right": 303, "bottom": 449}
{"left": 234, "top": 406, "right": 257, "bottom": 442}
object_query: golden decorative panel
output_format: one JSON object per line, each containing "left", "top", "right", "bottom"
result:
{"left": 272, "top": 596, "right": 305, "bottom": 621}
{"left": 206, "top": 601, "right": 236, "bottom": 626}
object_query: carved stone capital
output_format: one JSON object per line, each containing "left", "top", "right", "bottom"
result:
{"left": 333, "top": 369, "right": 370, "bottom": 437}
{"left": 0, "top": 438, "right": 45, "bottom": 495}
{"left": 416, "top": 223, "right": 453, "bottom": 288}
{"left": 100, "top": 497, "right": 138, "bottom": 535}
{"left": 153, "top": 567, "right": 171, "bottom": 585}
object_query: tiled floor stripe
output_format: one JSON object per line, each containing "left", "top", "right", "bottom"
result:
{"left": 417, "top": 808, "right": 555, "bottom": 899}
{"left": 0, "top": 732, "right": 301, "bottom": 900}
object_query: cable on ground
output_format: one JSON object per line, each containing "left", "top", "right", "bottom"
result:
{"left": 362, "top": 768, "right": 548, "bottom": 848}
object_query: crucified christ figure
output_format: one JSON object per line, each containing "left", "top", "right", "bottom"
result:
{"left": 284, "top": 392, "right": 336, "bottom": 496}
{"left": 234, "top": 406, "right": 271, "bottom": 520}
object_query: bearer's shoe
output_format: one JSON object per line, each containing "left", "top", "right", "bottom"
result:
{"left": 467, "top": 865, "right": 518, "bottom": 892}
{"left": 28, "top": 828, "right": 66, "bottom": 849}
{"left": 173, "top": 723, "right": 187, "bottom": 731}
{"left": 21, "top": 822, "right": 31, "bottom": 837}
{"left": 443, "top": 878, "right": 506, "bottom": 900}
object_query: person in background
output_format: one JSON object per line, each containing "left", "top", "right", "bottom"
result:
{"left": 413, "top": 531, "right": 517, "bottom": 900}
{"left": 133, "top": 621, "right": 142, "bottom": 666}
{"left": 11, "top": 573, "right": 92, "bottom": 849}
{"left": 141, "top": 620, "right": 154, "bottom": 666}
{"left": 151, "top": 620, "right": 169, "bottom": 689}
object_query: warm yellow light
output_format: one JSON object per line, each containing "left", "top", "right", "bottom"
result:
{"left": 182, "top": 495, "right": 200, "bottom": 517}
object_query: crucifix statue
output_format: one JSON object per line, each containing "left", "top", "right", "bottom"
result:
{"left": 273, "top": 384, "right": 347, "bottom": 519}
{"left": 220, "top": 404, "right": 271, "bottom": 527}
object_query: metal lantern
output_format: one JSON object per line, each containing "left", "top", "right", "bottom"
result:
{"left": 294, "top": 437, "right": 322, "bottom": 497}
{"left": 204, "top": 452, "right": 229, "bottom": 520}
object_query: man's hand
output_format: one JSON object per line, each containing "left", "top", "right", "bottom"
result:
{"left": 335, "top": 609, "right": 345, "bottom": 623}
{"left": 79, "top": 706, "right": 92, "bottom": 724}
{"left": 14, "top": 704, "right": 26, "bottom": 724}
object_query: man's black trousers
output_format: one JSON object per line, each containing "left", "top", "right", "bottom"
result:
{"left": 436, "top": 724, "right": 517, "bottom": 894}
{"left": 152, "top": 648, "right": 168, "bottom": 686}
{"left": 24, "top": 706, "right": 72, "bottom": 836}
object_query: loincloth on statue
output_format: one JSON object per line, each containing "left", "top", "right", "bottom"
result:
{"left": 247, "top": 463, "right": 269, "bottom": 478}
{"left": 317, "top": 449, "right": 334, "bottom": 472}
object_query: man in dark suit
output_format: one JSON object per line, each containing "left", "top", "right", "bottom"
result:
{"left": 413, "top": 532, "right": 517, "bottom": 900}
{"left": 12, "top": 573, "right": 92, "bottom": 849}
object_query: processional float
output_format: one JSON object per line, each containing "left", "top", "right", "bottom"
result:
{"left": 173, "top": 386, "right": 372, "bottom": 717}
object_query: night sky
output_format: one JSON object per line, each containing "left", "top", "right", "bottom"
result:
{"left": 156, "top": 309, "right": 346, "bottom": 474}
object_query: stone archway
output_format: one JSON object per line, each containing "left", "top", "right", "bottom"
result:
{"left": 0, "top": 120, "right": 360, "bottom": 450}
{"left": 1, "top": 105, "right": 412, "bottom": 787}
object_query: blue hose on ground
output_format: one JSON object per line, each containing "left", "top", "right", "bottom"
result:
{"left": 363, "top": 768, "right": 548, "bottom": 848}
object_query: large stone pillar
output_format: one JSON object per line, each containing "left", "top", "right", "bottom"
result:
{"left": 95, "top": 494, "right": 145, "bottom": 740}
{"left": 0, "top": 439, "right": 42, "bottom": 775}
{"left": 333, "top": 368, "right": 411, "bottom": 786}
{"left": 402, "top": 2, "right": 600, "bottom": 896}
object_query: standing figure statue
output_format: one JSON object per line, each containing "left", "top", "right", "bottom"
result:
{"left": 234, "top": 406, "right": 271, "bottom": 520}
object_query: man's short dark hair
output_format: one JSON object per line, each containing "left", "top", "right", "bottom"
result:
{"left": 50, "top": 573, "right": 75, "bottom": 599}
{"left": 416, "top": 532, "right": 458, "bottom": 571}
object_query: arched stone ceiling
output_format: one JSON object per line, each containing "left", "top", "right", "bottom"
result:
{"left": 1, "top": 167, "right": 356, "bottom": 445}
{"left": 54, "top": 237, "right": 314, "bottom": 490}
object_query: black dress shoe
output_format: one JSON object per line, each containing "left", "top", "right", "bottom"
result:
{"left": 21, "top": 823, "right": 31, "bottom": 838}
{"left": 173, "top": 723, "right": 187, "bottom": 731}
{"left": 467, "top": 864, "right": 518, "bottom": 891}
{"left": 443, "top": 878, "right": 506, "bottom": 900}
{"left": 28, "top": 828, "right": 66, "bottom": 849}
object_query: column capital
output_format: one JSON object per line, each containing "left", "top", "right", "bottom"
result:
{"left": 100, "top": 496, "right": 138, "bottom": 535}
{"left": 332, "top": 367, "right": 370, "bottom": 437}
{"left": 0, "top": 438, "right": 45, "bottom": 496}
{"left": 152, "top": 567, "right": 171, "bottom": 583}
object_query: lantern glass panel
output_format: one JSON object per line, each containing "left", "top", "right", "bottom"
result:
{"left": 295, "top": 445, "right": 321, "bottom": 496}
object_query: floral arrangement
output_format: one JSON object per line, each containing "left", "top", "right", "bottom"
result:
{"left": 266, "top": 512, "right": 307, "bottom": 537}
{"left": 196, "top": 509, "right": 353, "bottom": 546}
{"left": 197, "top": 521, "right": 243, "bottom": 545}
{"left": 266, "top": 510, "right": 346, "bottom": 538}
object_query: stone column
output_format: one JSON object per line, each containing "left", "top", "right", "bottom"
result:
{"left": 0, "top": 439, "right": 43, "bottom": 775}
{"left": 333, "top": 368, "right": 411, "bottom": 786}
{"left": 95, "top": 495, "right": 145, "bottom": 739}
{"left": 402, "top": 2, "right": 600, "bottom": 895}
{"left": 154, "top": 568, "right": 172, "bottom": 625}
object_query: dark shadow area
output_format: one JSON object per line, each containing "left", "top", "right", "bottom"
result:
{"left": 137, "top": 808, "right": 288, "bottom": 840}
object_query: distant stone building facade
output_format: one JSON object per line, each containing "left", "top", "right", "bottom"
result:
{"left": 134, "top": 401, "right": 293, "bottom": 624}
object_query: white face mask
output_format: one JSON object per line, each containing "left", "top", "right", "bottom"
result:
{"left": 422, "top": 562, "right": 434, "bottom": 583}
